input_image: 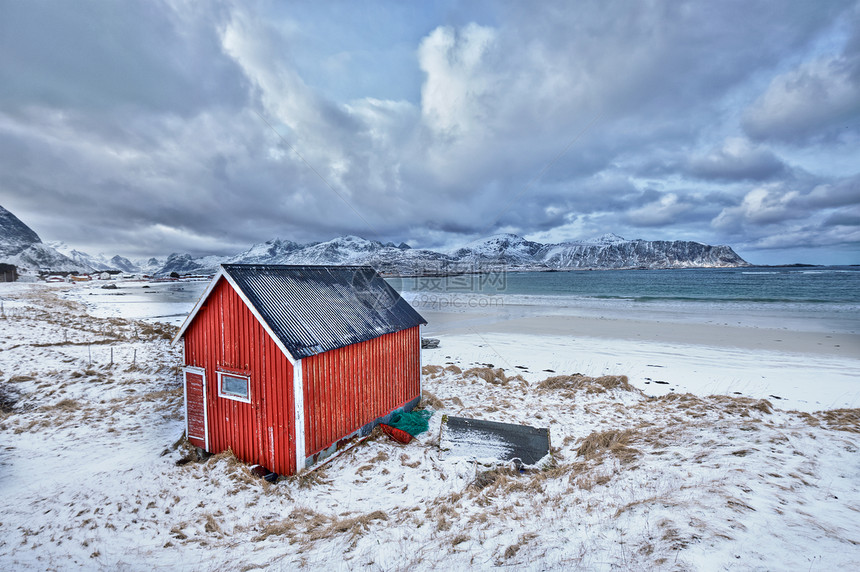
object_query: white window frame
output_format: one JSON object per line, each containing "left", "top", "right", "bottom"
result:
{"left": 217, "top": 371, "right": 251, "bottom": 403}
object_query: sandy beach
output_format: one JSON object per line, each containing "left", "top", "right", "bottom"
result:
{"left": 416, "top": 297, "right": 860, "bottom": 413}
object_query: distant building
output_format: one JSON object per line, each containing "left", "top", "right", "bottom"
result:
{"left": 0, "top": 263, "right": 17, "bottom": 282}
{"left": 173, "top": 264, "right": 427, "bottom": 475}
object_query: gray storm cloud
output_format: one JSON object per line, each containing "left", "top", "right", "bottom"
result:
{"left": 0, "top": 0, "right": 858, "bottom": 264}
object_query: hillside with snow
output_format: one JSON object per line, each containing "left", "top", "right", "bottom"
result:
{"left": 0, "top": 205, "right": 88, "bottom": 273}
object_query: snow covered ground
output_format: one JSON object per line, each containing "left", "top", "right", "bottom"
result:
{"left": 1, "top": 282, "right": 858, "bottom": 570}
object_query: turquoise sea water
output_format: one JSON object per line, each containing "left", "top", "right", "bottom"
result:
{"left": 397, "top": 266, "right": 860, "bottom": 334}
{"left": 400, "top": 266, "right": 859, "bottom": 303}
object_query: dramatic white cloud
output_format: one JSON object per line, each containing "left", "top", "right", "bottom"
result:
{"left": 419, "top": 24, "right": 498, "bottom": 138}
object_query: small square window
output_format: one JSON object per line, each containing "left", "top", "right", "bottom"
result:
{"left": 218, "top": 372, "right": 250, "bottom": 402}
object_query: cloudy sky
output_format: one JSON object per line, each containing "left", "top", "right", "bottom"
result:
{"left": 1, "top": 0, "right": 859, "bottom": 264}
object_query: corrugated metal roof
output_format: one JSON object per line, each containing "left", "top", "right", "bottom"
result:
{"left": 221, "top": 264, "right": 426, "bottom": 359}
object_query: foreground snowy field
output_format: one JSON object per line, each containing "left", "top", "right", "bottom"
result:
{"left": 1, "top": 284, "right": 858, "bottom": 570}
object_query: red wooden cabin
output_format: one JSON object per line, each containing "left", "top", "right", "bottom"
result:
{"left": 173, "top": 264, "right": 426, "bottom": 475}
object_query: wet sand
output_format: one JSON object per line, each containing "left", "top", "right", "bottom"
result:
{"left": 416, "top": 300, "right": 860, "bottom": 412}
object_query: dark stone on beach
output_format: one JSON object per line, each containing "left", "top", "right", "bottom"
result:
{"left": 543, "top": 369, "right": 555, "bottom": 373}
{"left": 421, "top": 338, "right": 440, "bottom": 349}
{"left": 768, "top": 394, "right": 783, "bottom": 400}
{"left": 654, "top": 380, "right": 669, "bottom": 385}
{"left": 101, "top": 283, "right": 118, "bottom": 290}
{"left": 515, "top": 365, "right": 528, "bottom": 370}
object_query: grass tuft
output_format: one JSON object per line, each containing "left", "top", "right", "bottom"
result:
{"left": 575, "top": 429, "right": 640, "bottom": 463}
{"left": 462, "top": 367, "right": 524, "bottom": 385}
{"left": 538, "top": 373, "right": 636, "bottom": 396}
{"left": 420, "top": 390, "right": 444, "bottom": 410}
{"left": 815, "top": 408, "right": 860, "bottom": 433}
{"left": 422, "top": 365, "right": 443, "bottom": 377}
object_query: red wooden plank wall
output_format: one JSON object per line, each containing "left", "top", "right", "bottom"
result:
{"left": 302, "top": 325, "right": 421, "bottom": 456}
{"left": 183, "top": 278, "right": 296, "bottom": 475}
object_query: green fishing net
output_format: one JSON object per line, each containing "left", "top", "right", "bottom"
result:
{"left": 388, "top": 409, "right": 433, "bottom": 436}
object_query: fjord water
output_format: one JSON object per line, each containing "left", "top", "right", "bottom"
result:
{"left": 399, "top": 266, "right": 860, "bottom": 334}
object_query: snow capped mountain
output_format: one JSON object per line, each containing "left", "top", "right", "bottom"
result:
{"left": 1, "top": 201, "right": 749, "bottom": 277}
{"left": 224, "top": 238, "right": 304, "bottom": 265}
{"left": 47, "top": 243, "right": 165, "bottom": 274}
{"left": 579, "top": 233, "right": 628, "bottom": 245}
{"left": 107, "top": 255, "right": 139, "bottom": 274}
{"left": 450, "top": 233, "right": 545, "bottom": 266}
{"left": 48, "top": 242, "right": 112, "bottom": 271}
{"left": 152, "top": 232, "right": 749, "bottom": 276}
{"left": 0, "top": 205, "right": 41, "bottom": 257}
{"left": 158, "top": 252, "right": 224, "bottom": 276}
{"left": 540, "top": 238, "right": 746, "bottom": 269}
{"left": 0, "top": 205, "right": 88, "bottom": 273}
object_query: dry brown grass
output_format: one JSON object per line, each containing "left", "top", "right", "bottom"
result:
{"left": 708, "top": 395, "right": 773, "bottom": 416}
{"left": 315, "top": 510, "right": 389, "bottom": 541}
{"left": 137, "top": 322, "right": 178, "bottom": 341}
{"left": 462, "top": 367, "right": 524, "bottom": 386}
{"left": 655, "top": 392, "right": 702, "bottom": 405}
{"left": 420, "top": 390, "right": 444, "bottom": 410}
{"left": 465, "top": 467, "right": 549, "bottom": 498}
{"left": 252, "top": 506, "right": 326, "bottom": 541}
{"left": 653, "top": 392, "right": 773, "bottom": 420}
{"left": 203, "top": 513, "right": 222, "bottom": 534}
{"left": 537, "top": 374, "right": 637, "bottom": 396}
{"left": 41, "top": 398, "right": 82, "bottom": 412}
{"left": 422, "top": 365, "right": 443, "bottom": 377}
{"left": 252, "top": 507, "right": 390, "bottom": 545}
{"left": 501, "top": 532, "right": 538, "bottom": 560}
{"left": 291, "top": 466, "right": 330, "bottom": 489}
{"left": 470, "top": 467, "right": 517, "bottom": 491}
{"left": 815, "top": 408, "right": 860, "bottom": 433}
{"left": 575, "top": 428, "right": 640, "bottom": 463}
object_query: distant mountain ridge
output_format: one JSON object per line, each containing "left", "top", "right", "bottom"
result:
{"left": 156, "top": 233, "right": 749, "bottom": 276}
{"left": 46, "top": 242, "right": 164, "bottom": 275}
{"left": 1, "top": 204, "right": 749, "bottom": 276}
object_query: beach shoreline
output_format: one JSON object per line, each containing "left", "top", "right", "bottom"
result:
{"left": 421, "top": 306, "right": 860, "bottom": 359}
{"left": 5, "top": 280, "right": 858, "bottom": 412}
{"left": 417, "top": 300, "right": 860, "bottom": 413}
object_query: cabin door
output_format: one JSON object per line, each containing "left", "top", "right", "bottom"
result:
{"left": 183, "top": 366, "right": 208, "bottom": 450}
